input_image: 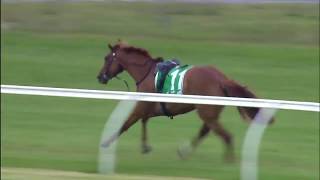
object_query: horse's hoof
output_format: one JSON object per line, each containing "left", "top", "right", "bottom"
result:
{"left": 141, "top": 145, "right": 152, "bottom": 154}
{"left": 177, "top": 142, "right": 193, "bottom": 160}
{"left": 177, "top": 149, "right": 187, "bottom": 160}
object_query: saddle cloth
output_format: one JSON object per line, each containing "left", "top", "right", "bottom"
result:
{"left": 155, "top": 65, "right": 192, "bottom": 94}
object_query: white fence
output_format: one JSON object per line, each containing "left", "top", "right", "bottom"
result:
{"left": 1, "top": 85, "right": 319, "bottom": 112}
{"left": 1, "top": 84, "right": 319, "bottom": 180}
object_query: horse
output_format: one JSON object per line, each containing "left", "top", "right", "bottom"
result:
{"left": 97, "top": 42, "right": 267, "bottom": 160}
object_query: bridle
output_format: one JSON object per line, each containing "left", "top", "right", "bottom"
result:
{"left": 103, "top": 50, "right": 155, "bottom": 89}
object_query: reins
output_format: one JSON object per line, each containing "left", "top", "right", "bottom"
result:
{"left": 115, "top": 60, "right": 154, "bottom": 90}
{"left": 115, "top": 76, "right": 130, "bottom": 91}
{"left": 135, "top": 60, "right": 155, "bottom": 87}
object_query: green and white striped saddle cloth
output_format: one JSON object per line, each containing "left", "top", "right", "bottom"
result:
{"left": 155, "top": 65, "right": 193, "bottom": 94}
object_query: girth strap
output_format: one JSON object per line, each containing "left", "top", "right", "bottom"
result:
{"left": 160, "top": 102, "right": 173, "bottom": 119}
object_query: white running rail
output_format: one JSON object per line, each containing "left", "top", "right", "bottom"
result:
{"left": 1, "top": 84, "right": 319, "bottom": 112}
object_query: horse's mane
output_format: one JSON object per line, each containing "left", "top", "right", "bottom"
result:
{"left": 123, "top": 46, "right": 152, "bottom": 58}
{"left": 116, "top": 43, "right": 163, "bottom": 63}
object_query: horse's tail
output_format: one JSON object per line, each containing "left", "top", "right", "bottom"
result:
{"left": 222, "top": 80, "right": 268, "bottom": 122}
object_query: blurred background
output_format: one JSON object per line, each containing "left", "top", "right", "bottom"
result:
{"left": 1, "top": 0, "right": 319, "bottom": 180}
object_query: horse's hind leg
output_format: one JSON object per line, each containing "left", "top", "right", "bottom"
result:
{"left": 141, "top": 118, "right": 152, "bottom": 154}
{"left": 211, "top": 121, "right": 234, "bottom": 162}
{"left": 178, "top": 123, "right": 210, "bottom": 159}
{"left": 191, "top": 124, "right": 211, "bottom": 148}
{"left": 196, "top": 105, "right": 234, "bottom": 162}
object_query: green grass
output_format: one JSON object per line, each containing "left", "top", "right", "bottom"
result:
{"left": 1, "top": 2, "right": 319, "bottom": 180}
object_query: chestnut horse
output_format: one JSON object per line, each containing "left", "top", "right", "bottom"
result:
{"left": 97, "top": 42, "right": 261, "bottom": 160}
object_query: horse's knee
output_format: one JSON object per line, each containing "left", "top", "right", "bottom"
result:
{"left": 211, "top": 124, "right": 233, "bottom": 146}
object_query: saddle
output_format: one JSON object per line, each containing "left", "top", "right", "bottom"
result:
{"left": 155, "top": 59, "right": 180, "bottom": 93}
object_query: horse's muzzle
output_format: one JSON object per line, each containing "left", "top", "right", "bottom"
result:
{"left": 97, "top": 74, "right": 109, "bottom": 84}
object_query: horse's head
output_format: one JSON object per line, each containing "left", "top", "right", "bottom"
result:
{"left": 97, "top": 43, "right": 124, "bottom": 84}
{"left": 97, "top": 41, "right": 164, "bottom": 86}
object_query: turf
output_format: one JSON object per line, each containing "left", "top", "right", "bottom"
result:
{"left": 1, "top": 2, "right": 319, "bottom": 180}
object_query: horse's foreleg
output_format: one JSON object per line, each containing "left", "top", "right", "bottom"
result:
{"left": 141, "top": 118, "right": 152, "bottom": 154}
{"left": 101, "top": 112, "right": 141, "bottom": 148}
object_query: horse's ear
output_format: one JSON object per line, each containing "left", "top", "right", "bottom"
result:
{"left": 108, "top": 43, "right": 113, "bottom": 50}
{"left": 118, "top": 39, "right": 128, "bottom": 46}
